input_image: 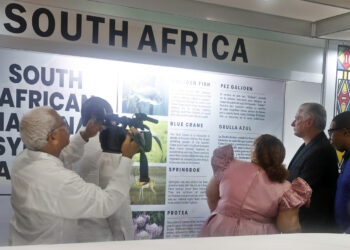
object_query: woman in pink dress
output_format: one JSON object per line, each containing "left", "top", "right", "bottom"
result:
{"left": 199, "top": 134, "right": 312, "bottom": 236}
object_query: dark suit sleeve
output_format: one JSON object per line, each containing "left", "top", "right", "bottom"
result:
{"left": 298, "top": 145, "right": 338, "bottom": 225}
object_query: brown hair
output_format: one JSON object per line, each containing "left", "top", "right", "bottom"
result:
{"left": 253, "top": 134, "right": 288, "bottom": 183}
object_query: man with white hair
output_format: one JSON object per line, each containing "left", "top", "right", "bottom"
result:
{"left": 9, "top": 106, "right": 139, "bottom": 245}
{"left": 288, "top": 103, "right": 339, "bottom": 232}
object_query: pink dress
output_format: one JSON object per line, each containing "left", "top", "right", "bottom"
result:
{"left": 199, "top": 145, "right": 312, "bottom": 236}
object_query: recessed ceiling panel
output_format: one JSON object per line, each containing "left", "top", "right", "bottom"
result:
{"left": 194, "top": 0, "right": 349, "bottom": 21}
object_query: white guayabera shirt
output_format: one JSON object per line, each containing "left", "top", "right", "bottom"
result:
{"left": 9, "top": 133, "right": 132, "bottom": 245}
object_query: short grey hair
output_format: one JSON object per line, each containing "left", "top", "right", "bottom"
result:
{"left": 20, "top": 107, "right": 57, "bottom": 151}
{"left": 300, "top": 103, "right": 327, "bottom": 131}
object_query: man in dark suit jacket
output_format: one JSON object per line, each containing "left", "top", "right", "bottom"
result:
{"left": 288, "top": 103, "right": 339, "bottom": 233}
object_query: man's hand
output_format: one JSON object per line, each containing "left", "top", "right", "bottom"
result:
{"left": 80, "top": 120, "right": 104, "bottom": 142}
{"left": 121, "top": 127, "right": 140, "bottom": 158}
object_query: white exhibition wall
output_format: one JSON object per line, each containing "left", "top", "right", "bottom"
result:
{"left": 0, "top": 54, "right": 325, "bottom": 247}
{"left": 0, "top": 196, "right": 11, "bottom": 246}
{"left": 0, "top": 0, "right": 340, "bottom": 247}
{"left": 0, "top": 47, "right": 286, "bottom": 245}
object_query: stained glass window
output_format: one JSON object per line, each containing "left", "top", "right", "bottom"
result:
{"left": 335, "top": 45, "right": 350, "bottom": 115}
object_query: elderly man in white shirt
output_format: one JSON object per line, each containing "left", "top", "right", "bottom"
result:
{"left": 8, "top": 106, "right": 139, "bottom": 245}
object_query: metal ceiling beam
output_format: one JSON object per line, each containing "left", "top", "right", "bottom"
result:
{"left": 315, "top": 12, "right": 350, "bottom": 37}
{"left": 302, "top": 0, "right": 350, "bottom": 9}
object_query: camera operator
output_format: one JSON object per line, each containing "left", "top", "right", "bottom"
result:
{"left": 70, "top": 97, "right": 136, "bottom": 242}
{"left": 9, "top": 106, "right": 139, "bottom": 245}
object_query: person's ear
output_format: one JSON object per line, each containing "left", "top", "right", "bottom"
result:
{"left": 47, "top": 131, "right": 59, "bottom": 145}
{"left": 304, "top": 117, "right": 313, "bottom": 128}
{"left": 344, "top": 128, "right": 350, "bottom": 137}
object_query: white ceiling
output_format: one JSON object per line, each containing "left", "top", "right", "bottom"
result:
{"left": 195, "top": 0, "right": 349, "bottom": 22}
{"left": 88, "top": 0, "right": 350, "bottom": 41}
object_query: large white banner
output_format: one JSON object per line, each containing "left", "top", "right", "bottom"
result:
{"left": 0, "top": 0, "right": 323, "bottom": 77}
{"left": 0, "top": 47, "right": 285, "bottom": 242}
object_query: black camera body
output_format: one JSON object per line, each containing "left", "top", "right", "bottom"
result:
{"left": 99, "top": 113, "right": 156, "bottom": 154}
{"left": 81, "top": 96, "right": 158, "bottom": 182}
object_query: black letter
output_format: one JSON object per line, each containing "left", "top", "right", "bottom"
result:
{"left": 0, "top": 113, "right": 3, "bottom": 131}
{"left": 43, "top": 91, "right": 49, "bottom": 106}
{"left": 29, "top": 90, "right": 42, "bottom": 108}
{"left": 50, "top": 92, "right": 64, "bottom": 110}
{"left": 61, "top": 11, "right": 82, "bottom": 41}
{"left": 56, "top": 69, "right": 68, "bottom": 87}
{"left": 232, "top": 38, "right": 248, "bottom": 63}
{"left": 162, "top": 28, "right": 177, "bottom": 53}
{"left": 32, "top": 8, "right": 55, "bottom": 37}
{"left": 212, "top": 35, "right": 229, "bottom": 60}
{"left": 16, "top": 89, "right": 27, "bottom": 108}
{"left": 66, "top": 94, "right": 79, "bottom": 111}
{"left": 6, "top": 114, "right": 19, "bottom": 131}
{"left": 8, "top": 137, "right": 21, "bottom": 155}
{"left": 202, "top": 33, "right": 208, "bottom": 58}
{"left": 86, "top": 15, "right": 105, "bottom": 44}
{"left": 4, "top": 3, "right": 27, "bottom": 33}
{"left": 69, "top": 71, "right": 82, "bottom": 89}
{"left": 9, "top": 64, "right": 22, "bottom": 83}
{"left": 181, "top": 30, "right": 198, "bottom": 56}
{"left": 0, "top": 136, "right": 6, "bottom": 155}
{"left": 109, "top": 20, "right": 128, "bottom": 47}
{"left": 138, "top": 25, "right": 157, "bottom": 52}
{"left": 23, "top": 66, "right": 39, "bottom": 85}
{"left": 0, "top": 137, "right": 4, "bottom": 155}
{"left": 0, "top": 88, "right": 14, "bottom": 107}
{"left": 68, "top": 116, "right": 74, "bottom": 135}
{"left": 41, "top": 67, "right": 55, "bottom": 86}
{"left": 0, "top": 161, "right": 11, "bottom": 180}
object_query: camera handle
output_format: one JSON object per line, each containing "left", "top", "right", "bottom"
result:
{"left": 129, "top": 132, "right": 150, "bottom": 182}
{"left": 139, "top": 152, "right": 150, "bottom": 182}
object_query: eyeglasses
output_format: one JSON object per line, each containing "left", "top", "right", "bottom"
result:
{"left": 328, "top": 127, "right": 346, "bottom": 137}
{"left": 50, "top": 117, "right": 69, "bottom": 133}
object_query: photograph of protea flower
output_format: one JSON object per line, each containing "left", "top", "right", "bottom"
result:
{"left": 132, "top": 211, "right": 165, "bottom": 240}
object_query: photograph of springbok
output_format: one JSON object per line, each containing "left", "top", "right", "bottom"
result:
{"left": 130, "top": 166, "right": 166, "bottom": 205}
{"left": 135, "top": 178, "right": 156, "bottom": 200}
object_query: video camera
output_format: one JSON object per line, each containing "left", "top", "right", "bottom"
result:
{"left": 99, "top": 113, "right": 158, "bottom": 154}
{"left": 81, "top": 96, "right": 159, "bottom": 182}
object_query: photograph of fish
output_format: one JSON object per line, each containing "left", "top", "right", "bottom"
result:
{"left": 130, "top": 166, "right": 166, "bottom": 205}
{"left": 132, "top": 211, "right": 165, "bottom": 240}
{"left": 133, "top": 120, "right": 167, "bottom": 163}
{"left": 122, "top": 75, "right": 169, "bottom": 116}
